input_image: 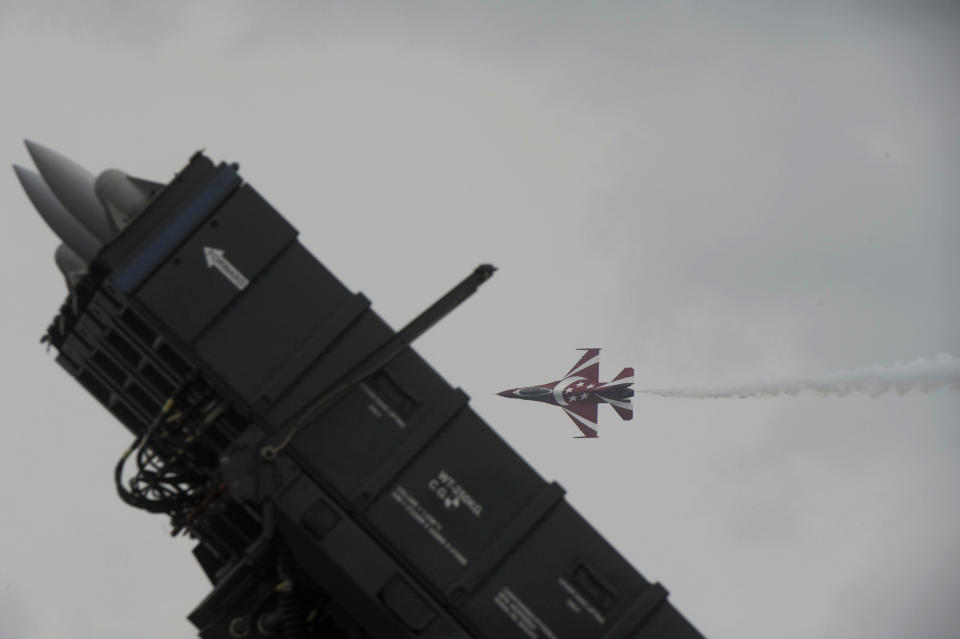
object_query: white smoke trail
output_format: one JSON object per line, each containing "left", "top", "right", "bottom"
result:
{"left": 639, "top": 353, "right": 960, "bottom": 399}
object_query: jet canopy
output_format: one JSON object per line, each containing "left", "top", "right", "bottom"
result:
{"left": 516, "top": 387, "right": 552, "bottom": 397}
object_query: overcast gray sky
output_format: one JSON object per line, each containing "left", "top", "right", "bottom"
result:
{"left": 1, "top": 2, "right": 958, "bottom": 638}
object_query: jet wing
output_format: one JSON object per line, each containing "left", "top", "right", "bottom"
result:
{"left": 563, "top": 402, "right": 599, "bottom": 438}
{"left": 564, "top": 348, "right": 600, "bottom": 387}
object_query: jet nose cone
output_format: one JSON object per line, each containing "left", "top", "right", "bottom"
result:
{"left": 24, "top": 140, "right": 114, "bottom": 241}
{"left": 496, "top": 389, "right": 515, "bottom": 398}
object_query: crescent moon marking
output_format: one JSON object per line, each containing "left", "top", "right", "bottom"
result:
{"left": 554, "top": 376, "right": 586, "bottom": 406}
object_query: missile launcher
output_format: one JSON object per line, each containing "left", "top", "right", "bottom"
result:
{"left": 15, "top": 143, "right": 707, "bottom": 639}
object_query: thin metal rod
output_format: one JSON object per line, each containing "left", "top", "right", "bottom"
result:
{"left": 261, "top": 264, "right": 496, "bottom": 459}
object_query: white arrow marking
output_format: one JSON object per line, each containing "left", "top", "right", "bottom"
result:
{"left": 203, "top": 246, "right": 249, "bottom": 290}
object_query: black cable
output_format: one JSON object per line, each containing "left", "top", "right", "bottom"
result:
{"left": 114, "top": 392, "right": 211, "bottom": 515}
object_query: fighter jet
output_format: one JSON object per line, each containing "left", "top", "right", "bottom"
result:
{"left": 497, "top": 348, "right": 634, "bottom": 438}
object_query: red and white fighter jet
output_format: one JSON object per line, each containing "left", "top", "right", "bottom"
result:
{"left": 497, "top": 348, "right": 634, "bottom": 438}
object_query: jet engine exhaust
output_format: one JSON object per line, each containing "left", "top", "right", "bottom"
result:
{"left": 638, "top": 353, "right": 960, "bottom": 399}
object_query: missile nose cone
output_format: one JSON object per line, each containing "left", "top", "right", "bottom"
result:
{"left": 55, "top": 243, "right": 86, "bottom": 272}
{"left": 95, "top": 169, "right": 149, "bottom": 231}
{"left": 54, "top": 243, "right": 87, "bottom": 291}
{"left": 24, "top": 140, "right": 114, "bottom": 242}
{"left": 13, "top": 164, "right": 102, "bottom": 262}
